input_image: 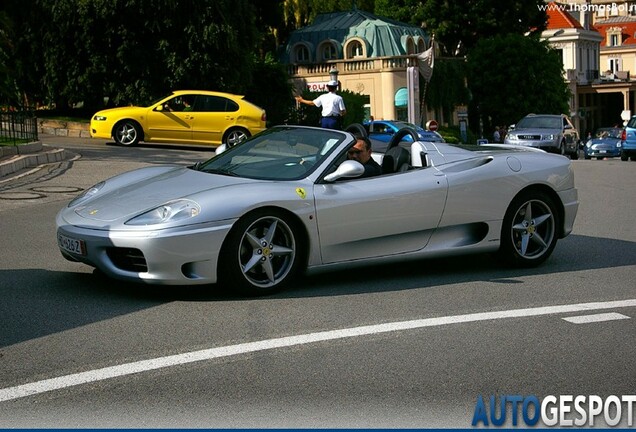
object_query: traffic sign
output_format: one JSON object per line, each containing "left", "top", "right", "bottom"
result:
{"left": 426, "top": 120, "right": 438, "bottom": 131}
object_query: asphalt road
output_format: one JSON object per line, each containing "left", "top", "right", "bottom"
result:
{"left": 0, "top": 136, "right": 634, "bottom": 428}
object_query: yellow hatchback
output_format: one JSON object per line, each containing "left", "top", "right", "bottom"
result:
{"left": 90, "top": 90, "right": 267, "bottom": 147}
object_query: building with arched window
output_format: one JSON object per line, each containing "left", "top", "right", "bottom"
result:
{"left": 282, "top": 8, "right": 430, "bottom": 122}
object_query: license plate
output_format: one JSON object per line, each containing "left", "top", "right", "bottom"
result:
{"left": 600, "top": 150, "right": 607, "bottom": 154}
{"left": 58, "top": 233, "right": 86, "bottom": 256}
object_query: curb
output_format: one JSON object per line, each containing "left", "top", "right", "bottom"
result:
{"left": 0, "top": 141, "right": 73, "bottom": 178}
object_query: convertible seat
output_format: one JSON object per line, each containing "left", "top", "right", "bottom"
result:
{"left": 382, "top": 146, "right": 411, "bottom": 174}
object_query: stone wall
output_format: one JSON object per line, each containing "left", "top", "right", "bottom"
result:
{"left": 38, "top": 119, "right": 90, "bottom": 138}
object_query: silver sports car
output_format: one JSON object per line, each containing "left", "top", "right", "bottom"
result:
{"left": 56, "top": 124, "right": 579, "bottom": 296}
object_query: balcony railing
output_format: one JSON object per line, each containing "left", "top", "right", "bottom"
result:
{"left": 287, "top": 55, "right": 420, "bottom": 78}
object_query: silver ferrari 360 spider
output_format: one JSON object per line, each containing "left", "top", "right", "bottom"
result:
{"left": 56, "top": 124, "right": 578, "bottom": 296}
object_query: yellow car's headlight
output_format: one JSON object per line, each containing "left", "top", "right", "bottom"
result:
{"left": 93, "top": 115, "right": 107, "bottom": 121}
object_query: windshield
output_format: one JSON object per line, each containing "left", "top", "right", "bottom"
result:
{"left": 195, "top": 127, "right": 346, "bottom": 180}
{"left": 516, "top": 116, "right": 562, "bottom": 129}
{"left": 594, "top": 128, "right": 622, "bottom": 139}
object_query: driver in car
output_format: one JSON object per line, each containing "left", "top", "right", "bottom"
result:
{"left": 348, "top": 134, "right": 382, "bottom": 178}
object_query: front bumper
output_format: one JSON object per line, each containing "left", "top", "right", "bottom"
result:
{"left": 56, "top": 213, "right": 235, "bottom": 285}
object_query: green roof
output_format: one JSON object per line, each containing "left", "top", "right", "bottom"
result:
{"left": 283, "top": 9, "right": 429, "bottom": 62}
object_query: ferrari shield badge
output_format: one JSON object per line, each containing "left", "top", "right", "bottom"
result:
{"left": 295, "top": 187, "right": 306, "bottom": 199}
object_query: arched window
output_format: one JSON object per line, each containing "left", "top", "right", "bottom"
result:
{"left": 320, "top": 42, "right": 338, "bottom": 61}
{"left": 345, "top": 39, "right": 365, "bottom": 59}
{"left": 295, "top": 45, "right": 310, "bottom": 63}
{"left": 406, "top": 38, "right": 416, "bottom": 55}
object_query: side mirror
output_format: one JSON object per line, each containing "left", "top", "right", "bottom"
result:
{"left": 324, "top": 160, "right": 365, "bottom": 182}
{"left": 154, "top": 105, "right": 164, "bottom": 112}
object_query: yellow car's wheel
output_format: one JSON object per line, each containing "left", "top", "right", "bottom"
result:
{"left": 114, "top": 121, "right": 141, "bottom": 146}
{"left": 223, "top": 127, "right": 250, "bottom": 147}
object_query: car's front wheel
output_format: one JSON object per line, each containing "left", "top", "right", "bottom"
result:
{"left": 219, "top": 209, "right": 304, "bottom": 296}
{"left": 113, "top": 121, "right": 141, "bottom": 146}
{"left": 498, "top": 191, "right": 559, "bottom": 267}
{"left": 223, "top": 127, "right": 250, "bottom": 147}
{"left": 621, "top": 152, "right": 629, "bottom": 161}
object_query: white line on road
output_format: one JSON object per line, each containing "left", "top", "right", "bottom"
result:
{"left": 562, "top": 312, "right": 631, "bottom": 324}
{"left": 1, "top": 298, "right": 635, "bottom": 403}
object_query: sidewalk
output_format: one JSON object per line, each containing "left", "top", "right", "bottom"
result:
{"left": 0, "top": 141, "right": 74, "bottom": 179}
{"left": 0, "top": 119, "right": 86, "bottom": 179}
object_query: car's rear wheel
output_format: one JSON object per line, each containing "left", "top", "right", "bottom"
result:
{"left": 558, "top": 140, "right": 565, "bottom": 155}
{"left": 498, "top": 191, "right": 559, "bottom": 267}
{"left": 223, "top": 127, "right": 250, "bottom": 147}
{"left": 113, "top": 121, "right": 141, "bottom": 146}
{"left": 219, "top": 209, "right": 304, "bottom": 296}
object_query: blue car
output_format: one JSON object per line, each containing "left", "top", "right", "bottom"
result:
{"left": 364, "top": 120, "right": 444, "bottom": 153}
{"left": 620, "top": 117, "right": 636, "bottom": 161}
{"left": 584, "top": 127, "right": 622, "bottom": 160}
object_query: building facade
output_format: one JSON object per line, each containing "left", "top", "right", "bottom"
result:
{"left": 282, "top": 8, "right": 430, "bottom": 122}
{"left": 545, "top": 1, "right": 636, "bottom": 133}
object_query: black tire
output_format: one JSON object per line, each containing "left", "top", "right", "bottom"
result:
{"left": 113, "top": 120, "right": 141, "bottom": 146}
{"left": 621, "top": 152, "right": 628, "bottom": 161}
{"left": 498, "top": 191, "right": 559, "bottom": 268}
{"left": 219, "top": 209, "right": 304, "bottom": 296}
{"left": 223, "top": 128, "right": 250, "bottom": 147}
{"left": 584, "top": 155, "right": 591, "bottom": 160}
{"left": 631, "top": 156, "right": 636, "bottom": 162}
{"left": 570, "top": 149, "right": 579, "bottom": 160}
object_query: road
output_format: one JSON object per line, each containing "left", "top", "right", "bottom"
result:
{"left": 0, "top": 136, "right": 635, "bottom": 428}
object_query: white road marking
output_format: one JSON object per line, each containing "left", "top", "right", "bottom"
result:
{"left": 1, "top": 298, "right": 635, "bottom": 403}
{"left": 562, "top": 312, "right": 630, "bottom": 324}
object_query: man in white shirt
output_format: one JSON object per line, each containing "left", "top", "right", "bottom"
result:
{"left": 296, "top": 80, "right": 346, "bottom": 129}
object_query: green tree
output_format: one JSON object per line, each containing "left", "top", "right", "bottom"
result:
{"left": 466, "top": 34, "right": 569, "bottom": 129}
{"left": 374, "top": 0, "right": 547, "bottom": 56}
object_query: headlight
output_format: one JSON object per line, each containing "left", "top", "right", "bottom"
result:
{"left": 126, "top": 199, "right": 201, "bottom": 226}
{"left": 542, "top": 134, "right": 555, "bottom": 140}
{"left": 69, "top": 181, "right": 105, "bottom": 207}
{"left": 586, "top": 141, "right": 592, "bottom": 148}
{"left": 507, "top": 134, "right": 518, "bottom": 141}
{"left": 617, "top": 142, "right": 622, "bottom": 148}
{"left": 93, "top": 115, "right": 107, "bottom": 121}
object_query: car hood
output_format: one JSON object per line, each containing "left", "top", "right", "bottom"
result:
{"left": 588, "top": 138, "right": 620, "bottom": 145}
{"left": 63, "top": 166, "right": 256, "bottom": 226}
{"left": 510, "top": 127, "right": 561, "bottom": 135}
{"left": 94, "top": 106, "right": 147, "bottom": 116}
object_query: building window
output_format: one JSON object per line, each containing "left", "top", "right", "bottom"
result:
{"left": 320, "top": 43, "right": 338, "bottom": 61}
{"left": 346, "top": 40, "right": 364, "bottom": 58}
{"left": 406, "top": 38, "right": 416, "bottom": 54}
{"left": 294, "top": 45, "right": 310, "bottom": 63}
{"left": 610, "top": 34, "right": 619, "bottom": 46}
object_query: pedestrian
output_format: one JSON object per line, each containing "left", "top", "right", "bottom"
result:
{"left": 493, "top": 126, "right": 501, "bottom": 143}
{"left": 295, "top": 80, "right": 346, "bottom": 129}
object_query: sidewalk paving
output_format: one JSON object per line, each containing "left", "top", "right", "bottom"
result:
{"left": 0, "top": 141, "right": 74, "bottom": 179}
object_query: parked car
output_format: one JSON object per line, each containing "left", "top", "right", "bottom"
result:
{"left": 90, "top": 90, "right": 267, "bottom": 147}
{"left": 57, "top": 124, "right": 578, "bottom": 296}
{"left": 620, "top": 116, "right": 636, "bottom": 161}
{"left": 504, "top": 114, "right": 580, "bottom": 159}
{"left": 364, "top": 120, "right": 444, "bottom": 153}
{"left": 584, "top": 127, "right": 622, "bottom": 159}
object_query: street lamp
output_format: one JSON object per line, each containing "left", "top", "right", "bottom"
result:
{"left": 329, "top": 68, "right": 339, "bottom": 89}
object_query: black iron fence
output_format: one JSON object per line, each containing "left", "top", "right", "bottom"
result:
{"left": 0, "top": 107, "right": 38, "bottom": 146}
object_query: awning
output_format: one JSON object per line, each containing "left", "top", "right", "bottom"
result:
{"left": 394, "top": 87, "right": 408, "bottom": 107}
